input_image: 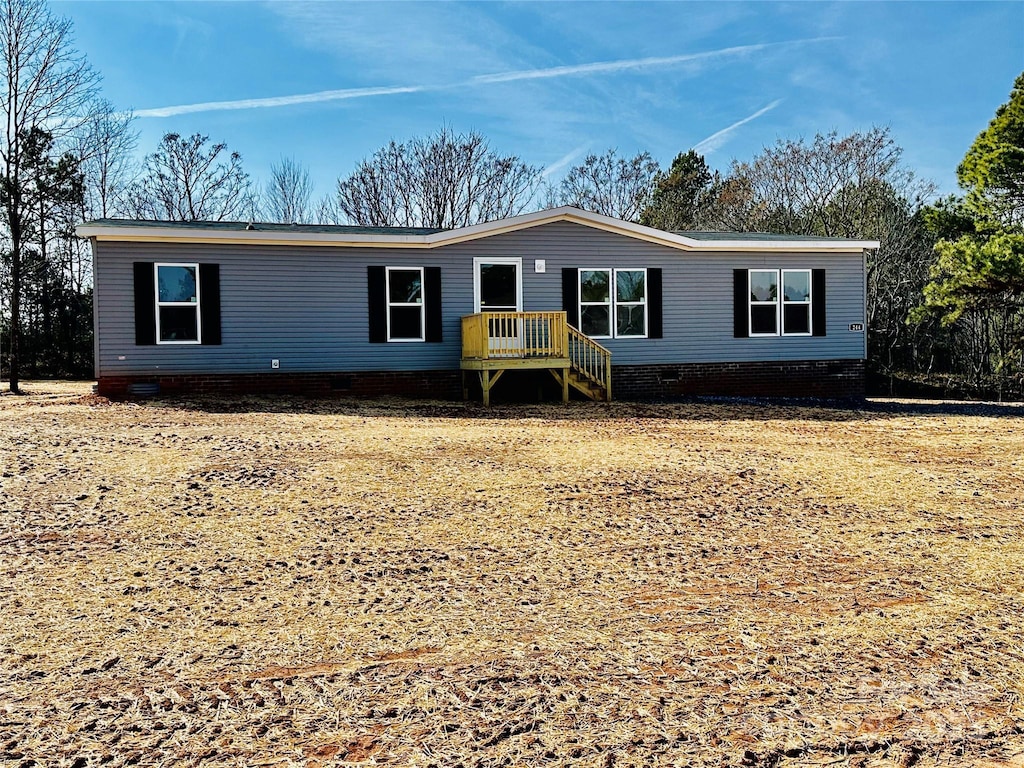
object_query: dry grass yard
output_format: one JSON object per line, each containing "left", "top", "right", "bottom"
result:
{"left": 1, "top": 381, "right": 1022, "bottom": 768}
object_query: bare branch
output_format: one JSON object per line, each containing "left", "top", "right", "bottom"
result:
{"left": 128, "top": 132, "right": 253, "bottom": 222}
{"left": 554, "top": 149, "right": 660, "bottom": 223}
{"left": 263, "top": 156, "right": 313, "bottom": 224}
{"left": 334, "top": 126, "right": 541, "bottom": 228}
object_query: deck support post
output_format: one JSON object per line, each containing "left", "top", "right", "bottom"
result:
{"left": 478, "top": 369, "right": 505, "bottom": 407}
{"left": 460, "top": 310, "right": 611, "bottom": 405}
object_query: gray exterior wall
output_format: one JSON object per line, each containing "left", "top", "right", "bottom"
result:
{"left": 93, "top": 221, "right": 867, "bottom": 377}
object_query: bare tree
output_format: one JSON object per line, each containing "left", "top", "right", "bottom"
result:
{"left": 556, "top": 149, "right": 660, "bottom": 222}
{"left": 0, "top": 0, "right": 99, "bottom": 392}
{"left": 712, "top": 128, "right": 931, "bottom": 236}
{"left": 336, "top": 127, "right": 541, "bottom": 228}
{"left": 72, "top": 98, "right": 137, "bottom": 219}
{"left": 263, "top": 156, "right": 312, "bottom": 223}
{"left": 313, "top": 192, "right": 343, "bottom": 225}
{"left": 704, "top": 127, "right": 939, "bottom": 389}
{"left": 126, "top": 132, "right": 253, "bottom": 222}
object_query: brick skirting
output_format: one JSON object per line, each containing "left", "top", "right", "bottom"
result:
{"left": 98, "top": 359, "right": 864, "bottom": 401}
{"left": 611, "top": 359, "right": 865, "bottom": 400}
{"left": 97, "top": 370, "right": 463, "bottom": 400}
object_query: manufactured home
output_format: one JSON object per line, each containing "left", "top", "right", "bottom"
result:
{"left": 76, "top": 207, "right": 878, "bottom": 403}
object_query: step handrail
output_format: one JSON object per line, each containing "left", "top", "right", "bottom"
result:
{"left": 567, "top": 324, "right": 612, "bottom": 399}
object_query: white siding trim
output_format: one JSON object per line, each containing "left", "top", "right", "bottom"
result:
{"left": 77, "top": 207, "right": 880, "bottom": 253}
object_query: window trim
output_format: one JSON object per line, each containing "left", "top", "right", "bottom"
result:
{"left": 155, "top": 262, "right": 202, "bottom": 345}
{"left": 748, "top": 269, "right": 779, "bottom": 338}
{"left": 473, "top": 257, "right": 522, "bottom": 313}
{"left": 579, "top": 268, "right": 613, "bottom": 339}
{"left": 747, "top": 268, "right": 814, "bottom": 337}
{"left": 578, "top": 268, "right": 649, "bottom": 340}
{"left": 614, "top": 268, "right": 648, "bottom": 339}
{"left": 385, "top": 266, "right": 426, "bottom": 343}
{"left": 781, "top": 268, "right": 812, "bottom": 336}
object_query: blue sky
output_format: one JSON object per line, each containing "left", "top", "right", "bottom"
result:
{"left": 54, "top": 1, "right": 1024, "bottom": 209}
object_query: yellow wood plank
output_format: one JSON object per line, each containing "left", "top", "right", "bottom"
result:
{"left": 461, "top": 357, "right": 570, "bottom": 371}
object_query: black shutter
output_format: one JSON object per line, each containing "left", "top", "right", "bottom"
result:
{"left": 647, "top": 268, "right": 663, "bottom": 339}
{"left": 562, "top": 268, "right": 579, "bottom": 328}
{"left": 812, "top": 269, "right": 827, "bottom": 337}
{"left": 424, "top": 267, "right": 442, "bottom": 343}
{"left": 133, "top": 262, "right": 156, "bottom": 345}
{"left": 367, "top": 266, "right": 387, "bottom": 343}
{"left": 733, "top": 269, "right": 749, "bottom": 338}
{"left": 199, "top": 264, "right": 221, "bottom": 345}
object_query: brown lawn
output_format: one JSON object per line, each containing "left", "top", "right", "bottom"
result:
{"left": 1, "top": 381, "right": 1022, "bottom": 767}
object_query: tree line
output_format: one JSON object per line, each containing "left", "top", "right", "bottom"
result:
{"left": 1, "top": 0, "right": 1021, "bottom": 397}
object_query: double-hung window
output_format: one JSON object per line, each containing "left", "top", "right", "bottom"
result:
{"left": 782, "top": 269, "right": 811, "bottom": 335}
{"left": 368, "top": 266, "right": 441, "bottom": 344}
{"left": 156, "top": 263, "right": 201, "bottom": 343}
{"left": 749, "top": 269, "right": 779, "bottom": 336}
{"left": 386, "top": 267, "right": 425, "bottom": 342}
{"left": 579, "top": 268, "right": 648, "bottom": 338}
{"left": 748, "top": 269, "right": 812, "bottom": 336}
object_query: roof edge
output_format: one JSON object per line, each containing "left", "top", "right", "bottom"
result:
{"left": 75, "top": 207, "right": 880, "bottom": 252}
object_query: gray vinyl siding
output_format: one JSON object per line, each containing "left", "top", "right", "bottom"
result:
{"left": 93, "top": 221, "right": 866, "bottom": 376}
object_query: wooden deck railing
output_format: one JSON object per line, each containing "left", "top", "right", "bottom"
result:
{"left": 461, "top": 311, "right": 612, "bottom": 402}
{"left": 461, "top": 311, "right": 567, "bottom": 359}
{"left": 567, "top": 324, "right": 612, "bottom": 399}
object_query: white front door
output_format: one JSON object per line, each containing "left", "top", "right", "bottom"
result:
{"left": 474, "top": 258, "right": 522, "bottom": 354}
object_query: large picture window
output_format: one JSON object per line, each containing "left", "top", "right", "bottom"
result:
{"left": 748, "top": 269, "right": 813, "bottom": 337}
{"left": 156, "top": 263, "right": 201, "bottom": 343}
{"left": 386, "top": 267, "right": 425, "bottom": 342}
{"left": 578, "top": 268, "right": 648, "bottom": 339}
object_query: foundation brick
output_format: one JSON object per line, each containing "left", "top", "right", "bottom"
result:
{"left": 611, "top": 360, "right": 864, "bottom": 400}
{"left": 98, "top": 359, "right": 864, "bottom": 401}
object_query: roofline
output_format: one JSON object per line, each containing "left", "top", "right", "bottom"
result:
{"left": 74, "top": 207, "right": 880, "bottom": 252}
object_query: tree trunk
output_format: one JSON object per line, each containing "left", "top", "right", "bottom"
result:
{"left": 9, "top": 215, "right": 21, "bottom": 393}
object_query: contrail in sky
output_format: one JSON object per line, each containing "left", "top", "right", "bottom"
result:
{"left": 692, "top": 99, "right": 784, "bottom": 155}
{"left": 134, "top": 84, "right": 427, "bottom": 118}
{"left": 470, "top": 40, "right": 833, "bottom": 84}
{"left": 134, "top": 37, "right": 838, "bottom": 119}
{"left": 541, "top": 144, "right": 590, "bottom": 178}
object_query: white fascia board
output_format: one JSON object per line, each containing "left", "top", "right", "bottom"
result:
{"left": 72, "top": 224, "right": 436, "bottom": 248}
{"left": 75, "top": 207, "right": 880, "bottom": 252}
{"left": 510, "top": 208, "right": 880, "bottom": 251}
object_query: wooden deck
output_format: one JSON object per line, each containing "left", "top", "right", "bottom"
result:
{"left": 460, "top": 311, "right": 611, "bottom": 405}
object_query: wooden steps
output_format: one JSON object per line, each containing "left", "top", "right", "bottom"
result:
{"left": 461, "top": 311, "right": 611, "bottom": 405}
{"left": 549, "top": 367, "right": 609, "bottom": 402}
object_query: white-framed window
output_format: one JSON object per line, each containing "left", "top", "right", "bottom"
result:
{"left": 579, "top": 269, "right": 612, "bottom": 337}
{"left": 748, "top": 269, "right": 778, "bottom": 336}
{"left": 781, "top": 269, "right": 812, "bottom": 335}
{"left": 155, "top": 263, "right": 201, "bottom": 344}
{"left": 615, "top": 269, "right": 647, "bottom": 337}
{"left": 386, "top": 266, "right": 425, "bottom": 342}
{"left": 579, "top": 268, "right": 648, "bottom": 339}
{"left": 748, "top": 269, "right": 812, "bottom": 337}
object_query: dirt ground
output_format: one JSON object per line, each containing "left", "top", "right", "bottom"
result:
{"left": 1, "top": 381, "right": 1022, "bottom": 768}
